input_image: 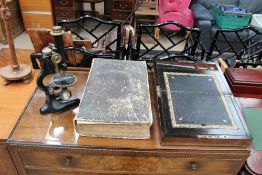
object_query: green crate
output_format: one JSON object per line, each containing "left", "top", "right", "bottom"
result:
{"left": 211, "top": 4, "right": 252, "bottom": 29}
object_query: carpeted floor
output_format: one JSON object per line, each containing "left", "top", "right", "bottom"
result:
{"left": 243, "top": 107, "right": 262, "bottom": 150}
{"left": 0, "top": 32, "right": 33, "bottom": 49}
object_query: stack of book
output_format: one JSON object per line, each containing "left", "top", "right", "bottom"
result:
{"left": 74, "top": 58, "right": 153, "bottom": 139}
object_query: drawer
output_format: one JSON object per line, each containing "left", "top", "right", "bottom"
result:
{"left": 112, "top": 10, "right": 131, "bottom": 20}
{"left": 19, "top": 0, "right": 52, "bottom": 11}
{"left": 26, "top": 169, "right": 92, "bottom": 175}
{"left": 53, "top": 0, "right": 74, "bottom": 7}
{"left": 113, "top": 1, "right": 133, "bottom": 11}
{"left": 55, "top": 9, "right": 75, "bottom": 19}
{"left": 22, "top": 13, "right": 53, "bottom": 29}
{"left": 19, "top": 150, "right": 244, "bottom": 175}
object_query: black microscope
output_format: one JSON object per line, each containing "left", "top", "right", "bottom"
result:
{"left": 32, "top": 26, "right": 80, "bottom": 114}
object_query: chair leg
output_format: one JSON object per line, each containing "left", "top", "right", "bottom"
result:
{"left": 185, "top": 30, "right": 191, "bottom": 38}
{"left": 90, "top": 2, "right": 96, "bottom": 16}
{"left": 155, "top": 27, "right": 160, "bottom": 40}
{"left": 133, "top": 16, "right": 137, "bottom": 35}
{"left": 218, "top": 58, "right": 228, "bottom": 73}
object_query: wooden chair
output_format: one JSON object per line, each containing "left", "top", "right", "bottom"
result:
{"left": 205, "top": 26, "right": 262, "bottom": 68}
{"left": 58, "top": 15, "right": 124, "bottom": 60}
{"left": 27, "top": 28, "right": 93, "bottom": 67}
{"left": 134, "top": 0, "right": 160, "bottom": 39}
{"left": 128, "top": 21, "right": 201, "bottom": 62}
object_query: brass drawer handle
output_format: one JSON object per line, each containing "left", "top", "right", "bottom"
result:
{"left": 119, "top": 4, "right": 128, "bottom": 9}
{"left": 191, "top": 162, "right": 198, "bottom": 171}
{"left": 64, "top": 156, "right": 72, "bottom": 166}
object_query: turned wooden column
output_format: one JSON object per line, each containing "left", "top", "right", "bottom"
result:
{"left": 0, "top": 0, "right": 18, "bottom": 69}
{"left": 0, "top": 0, "right": 31, "bottom": 84}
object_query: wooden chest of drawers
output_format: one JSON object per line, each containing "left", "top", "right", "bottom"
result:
{"left": 53, "top": 0, "right": 83, "bottom": 24}
{"left": 6, "top": 71, "right": 251, "bottom": 175}
{"left": 18, "top": 0, "right": 54, "bottom": 29}
{"left": 112, "top": 0, "right": 134, "bottom": 20}
{"left": 0, "top": 144, "right": 17, "bottom": 175}
{"left": 0, "top": 49, "right": 40, "bottom": 175}
{"left": 9, "top": 145, "right": 249, "bottom": 175}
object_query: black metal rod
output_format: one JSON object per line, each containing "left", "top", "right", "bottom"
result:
{"left": 52, "top": 26, "right": 66, "bottom": 62}
{"left": 121, "top": 0, "right": 145, "bottom": 26}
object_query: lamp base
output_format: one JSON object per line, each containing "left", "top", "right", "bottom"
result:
{"left": 0, "top": 64, "right": 32, "bottom": 85}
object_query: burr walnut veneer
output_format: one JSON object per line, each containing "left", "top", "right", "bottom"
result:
{"left": 6, "top": 64, "right": 251, "bottom": 174}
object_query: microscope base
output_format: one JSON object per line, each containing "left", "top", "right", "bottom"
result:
{"left": 40, "top": 98, "right": 80, "bottom": 114}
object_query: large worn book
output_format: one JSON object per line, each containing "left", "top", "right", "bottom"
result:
{"left": 74, "top": 59, "right": 153, "bottom": 139}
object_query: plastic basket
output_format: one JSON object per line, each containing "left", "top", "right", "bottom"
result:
{"left": 211, "top": 4, "right": 252, "bottom": 29}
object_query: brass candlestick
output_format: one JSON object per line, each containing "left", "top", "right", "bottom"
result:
{"left": 0, "top": 0, "right": 31, "bottom": 85}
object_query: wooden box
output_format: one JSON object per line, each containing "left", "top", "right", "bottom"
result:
{"left": 225, "top": 67, "right": 262, "bottom": 98}
{"left": 155, "top": 62, "right": 252, "bottom": 146}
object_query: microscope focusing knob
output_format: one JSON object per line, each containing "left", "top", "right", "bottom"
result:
{"left": 51, "top": 53, "right": 62, "bottom": 64}
{"left": 60, "top": 89, "right": 72, "bottom": 101}
{"left": 51, "top": 53, "right": 62, "bottom": 73}
{"left": 42, "top": 47, "right": 52, "bottom": 57}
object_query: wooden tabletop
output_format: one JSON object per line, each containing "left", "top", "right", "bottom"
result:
{"left": 0, "top": 49, "right": 38, "bottom": 141}
{"left": 8, "top": 71, "right": 165, "bottom": 149}
{"left": 8, "top": 66, "right": 250, "bottom": 153}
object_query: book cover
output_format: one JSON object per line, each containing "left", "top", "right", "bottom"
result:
{"left": 74, "top": 58, "right": 153, "bottom": 139}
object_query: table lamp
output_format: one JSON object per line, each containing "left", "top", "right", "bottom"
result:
{"left": 0, "top": 0, "right": 31, "bottom": 85}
